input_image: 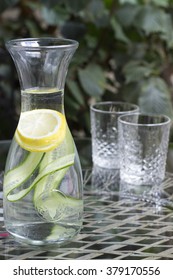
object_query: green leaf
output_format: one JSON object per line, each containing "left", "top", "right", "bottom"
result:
{"left": 150, "top": 0, "right": 169, "bottom": 7}
{"left": 159, "top": 13, "right": 173, "bottom": 48}
{"left": 111, "top": 17, "right": 130, "bottom": 44}
{"left": 104, "top": 0, "right": 115, "bottom": 9}
{"left": 25, "top": 20, "right": 40, "bottom": 38}
{"left": 133, "top": 6, "right": 168, "bottom": 35}
{"left": 123, "top": 61, "right": 154, "bottom": 84}
{"left": 64, "top": 0, "right": 90, "bottom": 13}
{"left": 78, "top": 64, "right": 106, "bottom": 97}
{"left": 66, "top": 80, "right": 85, "bottom": 106}
{"left": 119, "top": 0, "right": 138, "bottom": 4}
{"left": 116, "top": 4, "right": 140, "bottom": 27}
{"left": 84, "top": 0, "right": 109, "bottom": 27}
{"left": 41, "top": 6, "right": 68, "bottom": 25}
{"left": 139, "top": 77, "right": 173, "bottom": 118}
{"left": 41, "top": 7, "right": 59, "bottom": 25}
{"left": 121, "top": 83, "right": 141, "bottom": 104}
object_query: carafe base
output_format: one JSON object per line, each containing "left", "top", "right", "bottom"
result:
{"left": 6, "top": 222, "right": 82, "bottom": 246}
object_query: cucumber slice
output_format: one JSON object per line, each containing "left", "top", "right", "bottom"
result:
{"left": 46, "top": 224, "right": 76, "bottom": 241}
{"left": 39, "top": 126, "right": 74, "bottom": 171}
{"left": 35, "top": 189, "right": 83, "bottom": 222}
{"left": 33, "top": 126, "right": 82, "bottom": 226}
{"left": 33, "top": 167, "right": 69, "bottom": 203}
{"left": 33, "top": 126, "right": 75, "bottom": 206}
{"left": 4, "top": 152, "right": 44, "bottom": 198}
{"left": 6, "top": 153, "right": 74, "bottom": 202}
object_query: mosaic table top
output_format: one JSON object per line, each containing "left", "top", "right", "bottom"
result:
{"left": 1, "top": 168, "right": 173, "bottom": 260}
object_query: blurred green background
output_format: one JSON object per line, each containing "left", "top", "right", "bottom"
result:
{"left": 1, "top": 0, "right": 173, "bottom": 140}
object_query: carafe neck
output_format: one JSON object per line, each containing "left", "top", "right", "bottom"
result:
{"left": 6, "top": 38, "right": 78, "bottom": 112}
{"left": 21, "top": 88, "right": 65, "bottom": 113}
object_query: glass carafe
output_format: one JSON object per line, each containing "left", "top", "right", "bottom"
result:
{"left": 3, "top": 38, "right": 83, "bottom": 245}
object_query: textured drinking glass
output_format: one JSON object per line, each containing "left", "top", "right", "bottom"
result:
{"left": 118, "top": 113, "right": 171, "bottom": 186}
{"left": 90, "top": 102, "right": 139, "bottom": 169}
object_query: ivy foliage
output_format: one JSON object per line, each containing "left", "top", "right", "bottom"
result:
{"left": 1, "top": 0, "right": 173, "bottom": 139}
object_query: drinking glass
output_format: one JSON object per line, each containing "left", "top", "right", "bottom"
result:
{"left": 90, "top": 101, "right": 139, "bottom": 169}
{"left": 118, "top": 113, "right": 171, "bottom": 186}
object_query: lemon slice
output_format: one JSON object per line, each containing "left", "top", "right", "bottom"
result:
{"left": 15, "top": 109, "right": 66, "bottom": 152}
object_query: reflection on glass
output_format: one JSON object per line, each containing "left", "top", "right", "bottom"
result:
{"left": 92, "top": 164, "right": 120, "bottom": 193}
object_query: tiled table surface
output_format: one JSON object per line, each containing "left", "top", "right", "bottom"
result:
{"left": 1, "top": 167, "right": 173, "bottom": 260}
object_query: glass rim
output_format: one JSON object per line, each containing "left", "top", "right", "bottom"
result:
{"left": 5, "top": 37, "right": 79, "bottom": 50}
{"left": 118, "top": 113, "right": 171, "bottom": 126}
{"left": 90, "top": 101, "right": 139, "bottom": 115}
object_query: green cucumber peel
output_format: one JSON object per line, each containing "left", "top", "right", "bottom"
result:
{"left": 33, "top": 126, "right": 81, "bottom": 224}
{"left": 35, "top": 189, "right": 83, "bottom": 222}
{"left": 33, "top": 167, "right": 69, "bottom": 202}
{"left": 4, "top": 152, "right": 44, "bottom": 198}
{"left": 6, "top": 153, "right": 75, "bottom": 202}
{"left": 33, "top": 126, "right": 75, "bottom": 202}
